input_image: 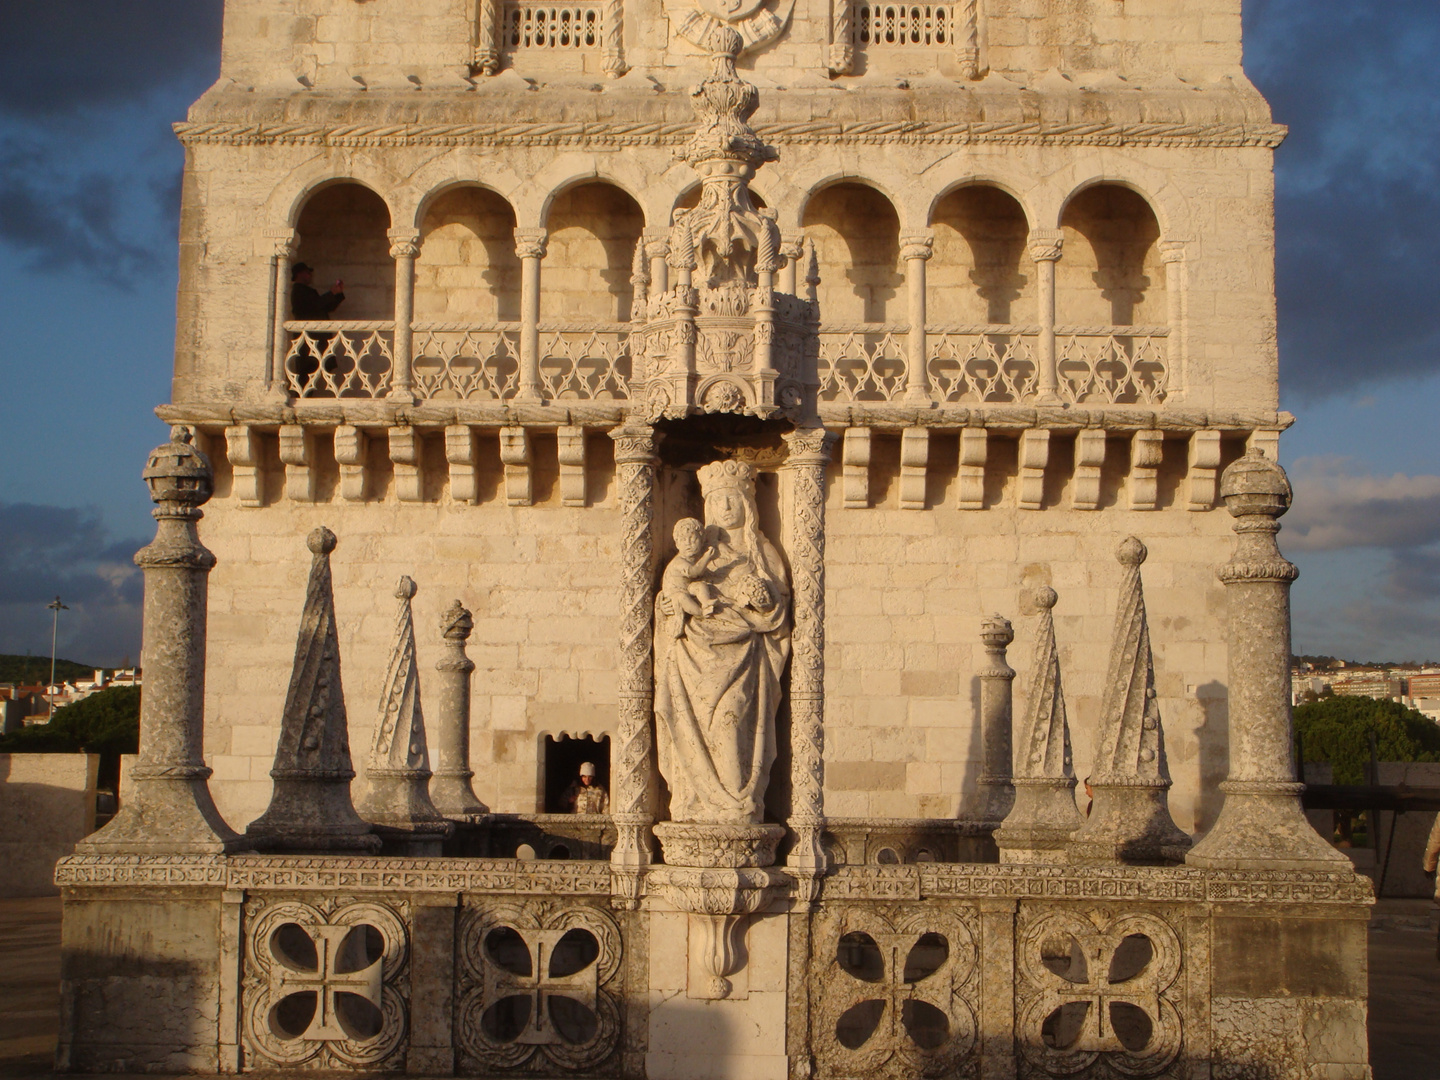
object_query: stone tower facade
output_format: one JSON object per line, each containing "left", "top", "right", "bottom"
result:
{"left": 55, "top": 3, "right": 1372, "bottom": 1079}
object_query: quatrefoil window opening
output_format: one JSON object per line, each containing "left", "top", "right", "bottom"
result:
{"left": 1039, "top": 931, "right": 1157, "bottom": 1054}
{"left": 481, "top": 925, "right": 603, "bottom": 1047}
{"left": 266, "top": 921, "right": 386, "bottom": 1043}
{"left": 834, "top": 931, "right": 952, "bottom": 1052}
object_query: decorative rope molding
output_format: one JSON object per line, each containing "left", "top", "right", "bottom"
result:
{"left": 173, "top": 118, "right": 1287, "bottom": 150}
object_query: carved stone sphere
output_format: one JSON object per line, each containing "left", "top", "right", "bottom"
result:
{"left": 1220, "top": 448, "right": 1292, "bottom": 519}
{"left": 142, "top": 426, "right": 214, "bottom": 507}
{"left": 307, "top": 526, "right": 338, "bottom": 555}
{"left": 1032, "top": 585, "right": 1058, "bottom": 612}
{"left": 1117, "top": 535, "right": 1148, "bottom": 567}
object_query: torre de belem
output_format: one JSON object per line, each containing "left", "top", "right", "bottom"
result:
{"left": 55, "top": 1, "right": 1374, "bottom": 1078}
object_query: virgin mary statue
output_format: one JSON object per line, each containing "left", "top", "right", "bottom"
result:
{"left": 655, "top": 459, "right": 791, "bottom": 825}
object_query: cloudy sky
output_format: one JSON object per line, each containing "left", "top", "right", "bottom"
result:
{"left": 0, "top": 1, "right": 1437, "bottom": 665}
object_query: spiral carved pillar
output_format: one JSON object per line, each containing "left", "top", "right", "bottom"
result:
{"left": 610, "top": 422, "right": 660, "bottom": 907}
{"left": 783, "top": 427, "right": 834, "bottom": 891}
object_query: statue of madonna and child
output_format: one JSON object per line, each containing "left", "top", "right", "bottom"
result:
{"left": 653, "top": 459, "right": 791, "bottom": 864}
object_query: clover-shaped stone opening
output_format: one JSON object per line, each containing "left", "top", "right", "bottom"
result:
{"left": 1041, "top": 1001, "right": 1090, "bottom": 1050}
{"left": 1039, "top": 934, "right": 1088, "bottom": 983}
{"left": 548, "top": 995, "right": 601, "bottom": 1044}
{"left": 486, "top": 927, "right": 532, "bottom": 977}
{"left": 901, "top": 999, "right": 949, "bottom": 1050}
{"left": 902, "top": 932, "right": 948, "bottom": 983}
{"left": 1106, "top": 934, "right": 1154, "bottom": 984}
{"left": 266, "top": 923, "right": 385, "bottom": 1042}
{"left": 549, "top": 928, "right": 601, "bottom": 978}
{"left": 1109, "top": 1002, "right": 1154, "bottom": 1052}
{"left": 482, "top": 996, "right": 533, "bottom": 1043}
{"left": 836, "top": 999, "right": 886, "bottom": 1050}
{"left": 837, "top": 932, "right": 884, "bottom": 982}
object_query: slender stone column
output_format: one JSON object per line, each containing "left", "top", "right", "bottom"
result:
{"left": 431, "top": 600, "right": 489, "bottom": 819}
{"left": 1160, "top": 240, "right": 1187, "bottom": 393}
{"left": 78, "top": 427, "right": 239, "bottom": 854}
{"left": 610, "top": 422, "right": 660, "bottom": 907}
{"left": 1029, "top": 229, "right": 1064, "bottom": 403}
{"left": 388, "top": 228, "right": 420, "bottom": 403}
{"left": 901, "top": 233, "right": 933, "bottom": 404}
{"left": 780, "top": 234, "right": 804, "bottom": 295}
{"left": 783, "top": 427, "right": 835, "bottom": 881}
{"left": 975, "top": 615, "right": 1016, "bottom": 828}
{"left": 266, "top": 229, "right": 296, "bottom": 397}
{"left": 644, "top": 233, "right": 670, "bottom": 296}
{"left": 1188, "top": 451, "right": 1351, "bottom": 870}
{"left": 828, "top": 0, "right": 853, "bottom": 75}
{"left": 473, "top": 0, "right": 500, "bottom": 75}
{"left": 602, "top": 0, "right": 627, "bottom": 76}
{"left": 514, "top": 228, "right": 548, "bottom": 403}
{"left": 669, "top": 220, "right": 698, "bottom": 406}
{"left": 955, "top": 0, "right": 980, "bottom": 78}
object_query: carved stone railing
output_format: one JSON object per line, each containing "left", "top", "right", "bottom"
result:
{"left": 283, "top": 322, "right": 395, "bottom": 399}
{"left": 1056, "top": 326, "right": 1169, "bottom": 405}
{"left": 502, "top": 1, "right": 603, "bottom": 50}
{"left": 412, "top": 323, "right": 522, "bottom": 401}
{"left": 817, "top": 326, "right": 910, "bottom": 403}
{"left": 926, "top": 325, "right": 1039, "bottom": 403}
{"left": 538, "top": 325, "right": 633, "bottom": 400}
{"left": 856, "top": 2, "right": 956, "bottom": 46}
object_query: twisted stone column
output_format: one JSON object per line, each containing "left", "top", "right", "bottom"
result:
{"left": 784, "top": 427, "right": 834, "bottom": 877}
{"left": 79, "top": 428, "right": 238, "bottom": 854}
{"left": 610, "top": 422, "right": 660, "bottom": 905}
{"left": 976, "top": 615, "right": 1016, "bottom": 828}
{"left": 602, "top": 0, "right": 627, "bottom": 76}
{"left": 430, "top": 600, "right": 489, "bottom": 820}
{"left": 1188, "top": 451, "right": 1351, "bottom": 870}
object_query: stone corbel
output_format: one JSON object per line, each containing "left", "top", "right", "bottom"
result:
{"left": 647, "top": 866, "right": 792, "bottom": 1000}
{"left": 957, "top": 426, "right": 987, "bottom": 509}
{"left": 390, "top": 425, "right": 424, "bottom": 503}
{"left": 1247, "top": 429, "right": 1280, "bottom": 462}
{"left": 900, "top": 427, "right": 929, "bottom": 510}
{"left": 500, "top": 426, "right": 533, "bottom": 506}
{"left": 842, "top": 426, "right": 871, "bottom": 509}
{"left": 1129, "top": 430, "right": 1164, "bottom": 510}
{"left": 279, "top": 424, "right": 315, "bottom": 503}
{"left": 557, "top": 425, "right": 587, "bottom": 506}
{"left": 1187, "top": 429, "right": 1221, "bottom": 510}
{"left": 225, "top": 425, "right": 263, "bottom": 508}
{"left": 1073, "top": 428, "right": 1106, "bottom": 510}
{"left": 1018, "top": 429, "right": 1049, "bottom": 510}
{"left": 445, "top": 425, "right": 479, "bottom": 504}
{"left": 334, "top": 425, "right": 369, "bottom": 502}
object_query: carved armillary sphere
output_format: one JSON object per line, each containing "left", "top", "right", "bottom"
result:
{"left": 1219, "top": 447, "right": 1291, "bottom": 516}
{"left": 681, "top": 28, "right": 775, "bottom": 172}
{"left": 142, "top": 425, "right": 214, "bottom": 507}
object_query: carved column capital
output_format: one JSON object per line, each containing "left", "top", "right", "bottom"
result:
{"left": 899, "top": 233, "right": 935, "bottom": 262}
{"left": 514, "top": 228, "right": 548, "bottom": 260}
{"left": 644, "top": 234, "right": 672, "bottom": 261}
{"left": 610, "top": 422, "right": 660, "bottom": 464}
{"left": 387, "top": 228, "right": 421, "bottom": 260}
{"left": 264, "top": 227, "right": 298, "bottom": 259}
{"left": 1028, "top": 228, "right": 1064, "bottom": 262}
{"left": 782, "top": 426, "right": 836, "bottom": 465}
{"left": 1159, "top": 239, "right": 1187, "bottom": 264}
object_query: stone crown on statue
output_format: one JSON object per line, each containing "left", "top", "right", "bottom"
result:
{"left": 696, "top": 458, "right": 755, "bottom": 499}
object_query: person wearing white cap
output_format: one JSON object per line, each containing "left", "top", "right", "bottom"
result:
{"left": 562, "top": 761, "right": 609, "bottom": 814}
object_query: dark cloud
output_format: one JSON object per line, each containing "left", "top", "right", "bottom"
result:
{"left": 1246, "top": 0, "right": 1440, "bottom": 398}
{"left": 0, "top": 503, "right": 146, "bottom": 665}
{"left": 1285, "top": 457, "right": 1440, "bottom": 552}
{"left": 0, "top": 3, "right": 224, "bottom": 116}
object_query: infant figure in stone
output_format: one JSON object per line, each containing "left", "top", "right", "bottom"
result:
{"left": 655, "top": 460, "right": 790, "bottom": 825}
{"left": 661, "top": 517, "right": 720, "bottom": 639}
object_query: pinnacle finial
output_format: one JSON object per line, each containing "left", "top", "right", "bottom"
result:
{"left": 308, "top": 526, "right": 337, "bottom": 555}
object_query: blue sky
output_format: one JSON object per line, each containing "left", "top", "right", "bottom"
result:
{"left": 0, "top": 2, "right": 1437, "bottom": 665}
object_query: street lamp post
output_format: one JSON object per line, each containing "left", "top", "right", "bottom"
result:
{"left": 47, "top": 596, "right": 68, "bottom": 719}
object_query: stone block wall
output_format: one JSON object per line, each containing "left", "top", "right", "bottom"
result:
{"left": 0, "top": 753, "right": 98, "bottom": 897}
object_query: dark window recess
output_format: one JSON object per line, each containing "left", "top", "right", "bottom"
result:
{"left": 543, "top": 734, "right": 611, "bottom": 812}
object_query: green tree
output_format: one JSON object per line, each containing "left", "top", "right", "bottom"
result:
{"left": 0, "top": 686, "right": 140, "bottom": 790}
{"left": 0, "top": 653, "right": 99, "bottom": 684}
{"left": 1293, "top": 696, "right": 1440, "bottom": 785}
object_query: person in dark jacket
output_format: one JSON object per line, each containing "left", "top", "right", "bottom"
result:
{"left": 290, "top": 263, "right": 345, "bottom": 318}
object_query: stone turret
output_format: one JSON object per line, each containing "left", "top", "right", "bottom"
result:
{"left": 1068, "top": 537, "right": 1191, "bottom": 864}
{"left": 244, "top": 527, "right": 379, "bottom": 853}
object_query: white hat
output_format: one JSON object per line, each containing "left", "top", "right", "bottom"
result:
{"left": 579, "top": 761, "right": 596, "bottom": 777}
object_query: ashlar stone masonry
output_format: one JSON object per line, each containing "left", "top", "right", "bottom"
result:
{"left": 58, "top": 2, "right": 1371, "bottom": 1078}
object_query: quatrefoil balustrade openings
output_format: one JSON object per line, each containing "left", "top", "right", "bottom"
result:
{"left": 457, "top": 902, "right": 622, "bottom": 1073}
{"left": 1017, "top": 909, "right": 1183, "bottom": 1078}
{"left": 814, "top": 907, "right": 979, "bottom": 1079}
{"left": 241, "top": 898, "right": 409, "bottom": 1069}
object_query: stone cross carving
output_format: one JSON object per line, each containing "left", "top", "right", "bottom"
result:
{"left": 358, "top": 576, "right": 452, "bottom": 851}
{"left": 483, "top": 928, "right": 600, "bottom": 1046}
{"left": 654, "top": 458, "right": 791, "bottom": 830}
{"left": 1069, "top": 538, "right": 1191, "bottom": 864}
{"left": 274, "top": 924, "right": 384, "bottom": 1042}
{"left": 995, "top": 587, "right": 1083, "bottom": 861}
{"left": 245, "top": 527, "right": 379, "bottom": 853}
